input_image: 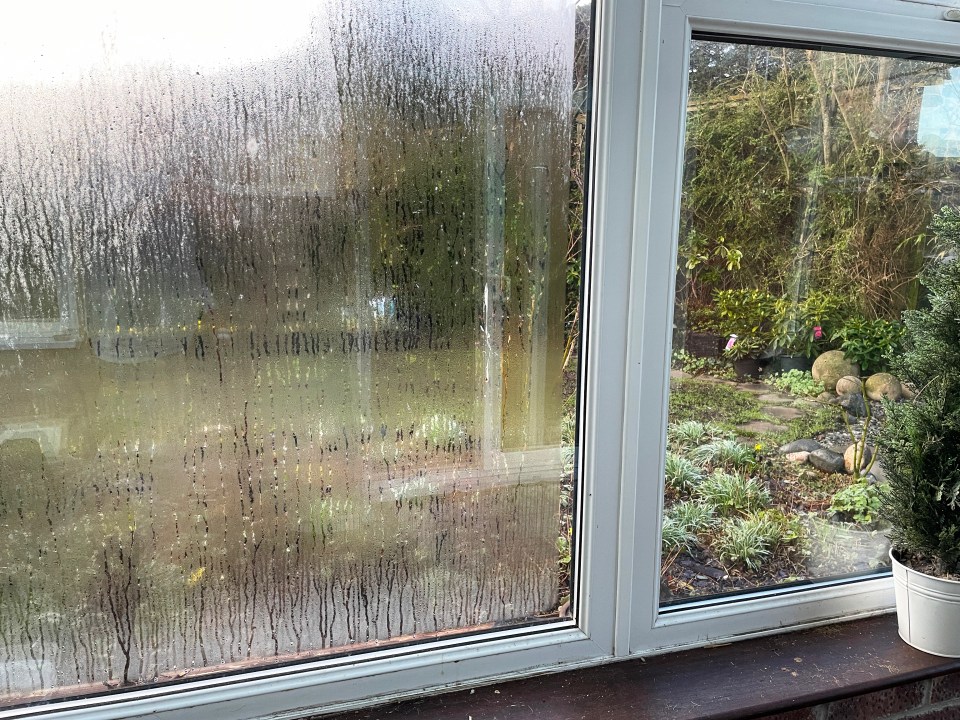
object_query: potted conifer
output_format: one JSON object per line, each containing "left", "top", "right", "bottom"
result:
{"left": 876, "top": 208, "right": 960, "bottom": 658}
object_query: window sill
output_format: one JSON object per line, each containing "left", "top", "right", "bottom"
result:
{"left": 320, "top": 614, "right": 960, "bottom": 720}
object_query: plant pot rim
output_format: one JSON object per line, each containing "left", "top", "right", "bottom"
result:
{"left": 890, "top": 548, "right": 960, "bottom": 586}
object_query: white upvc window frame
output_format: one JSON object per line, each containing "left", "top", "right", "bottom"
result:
{"left": 8, "top": 1, "right": 960, "bottom": 719}
{"left": 626, "top": 0, "right": 960, "bottom": 657}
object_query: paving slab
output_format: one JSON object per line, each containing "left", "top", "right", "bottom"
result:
{"left": 735, "top": 420, "right": 787, "bottom": 435}
{"left": 763, "top": 406, "right": 805, "bottom": 421}
{"left": 757, "top": 392, "right": 794, "bottom": 405}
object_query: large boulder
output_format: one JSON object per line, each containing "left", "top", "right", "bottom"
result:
{"left": 812, "top": 351, "right": 860, "bottom": 393}
{"left": 835, "top": 376, "right": 863, "bottom": 396}
{"left": 844, "top": 443, "right": 874, "bottom": 474}
{"left": 864, "top": 372, "right": 903, "bottom": 402}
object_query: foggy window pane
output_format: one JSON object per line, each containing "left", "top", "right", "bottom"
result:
{"left": 0, "top": 0, "right": 583, "bottom": 701}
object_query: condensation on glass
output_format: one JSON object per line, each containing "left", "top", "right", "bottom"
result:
{"left": 662, "top": 40, "right": 960, "bottom": 604}
{"left": 0, "top": 0, "right": 582, "bottom": 700}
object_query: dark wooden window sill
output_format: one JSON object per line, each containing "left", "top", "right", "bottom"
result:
{"left": 322, "top": 614, "right": 960, "bottom": 720}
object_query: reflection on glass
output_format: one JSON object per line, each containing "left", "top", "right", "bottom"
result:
{"left": 0, "top": 0, "right": 584, "bottom": 701}
{"left": 662, "top": 41, "right": 960, "bottom": 604}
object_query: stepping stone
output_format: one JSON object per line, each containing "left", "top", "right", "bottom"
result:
{"left": 737, "top": 382, "right": 770, "bottom": 393}
{"left": 763, "top": 406, "right": 804, "bottom": 421}
{"left": 670, "top": 369, "right": 692, "bottom": 380}
{"left": 736, "top": 420, "right": 787, "bottom": 435}
{"left": 757, "top": 392, "right": 794, "bottom": 405}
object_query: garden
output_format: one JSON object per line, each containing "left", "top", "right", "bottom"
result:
{"left": 650, "top": 41, "right": 960, "bottom": 602}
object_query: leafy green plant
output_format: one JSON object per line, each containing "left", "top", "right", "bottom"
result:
{"left": 667, "top": 420, "right": 731, "bottom": 451}
{"left": 722, "top": 334, "right": 768, "bottom": 361}
{"left": 662, "top": 515, "right": 698, "bottom": 552}
{"left": 830, "top": 480, "right": 882, "bottom": 524}
{"left": 765, "top": 369, "right": 823, "bottom": 397}
{"left": 679, "top": 230, "right": 744, "bottom": 303}
{"left": 662, "top": 500, "right": 717, "bottom": 552}
{"left": 714, "top": 514, "right": 778, "bottom": 570}
{"left": 877, "top": 208, "right": 960, "bottom": 576}
{"left": 668, "top": 499, "right": 717, "bottom": 534}
{"left": 695, "top": 470, "right": 771, "bottom": 516}
{"left": 664, "top": 453, "right": 705, "bottom": 493}
{"left": 712, "top": 288, "right": 778, "bottom": 359}
{"left": 688, "top": 439, "right": 757, "bottom": 471}
{"left": 831, "top": 317, "right": 904, "bottom": 374}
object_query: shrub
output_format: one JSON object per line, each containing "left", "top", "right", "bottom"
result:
{"left": 669, "top": 499, "right": 717, "bottom": 534}
{"left": 831, "top": 317, "right": 904, "bottom": 374}
{"left": 877, "top": 207, "right": 960, "bottom": 576}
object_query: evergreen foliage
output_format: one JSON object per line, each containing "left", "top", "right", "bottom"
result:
{"left": 877, "top": 208, "right": 960, "bottom": 576}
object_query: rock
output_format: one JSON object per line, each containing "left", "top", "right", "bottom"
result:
{"left": 779, "top": 438, "right": 823, "bottom": 454}
{"left": 835, "top": 376, "right": 863, "bottom": 396}
{"left": 758, "top": 393, "right": 794, "bottom": 405}
{"left": 817, "top": 391, "right": 835, "bottom": 403}
{"left": 785, "top": 451, "right": 810, "bottom": 464}
{"left": 901, "top": 383, "right": 916, "bottom": 400}
{"left": 843, "top": 443, "right": 874, "bottom": 474}
{"left": 809, "top": 448, "right": 845, "bottom": 474}
{"left": 764, "top": 406, "right": 804, "bottom": 421}
{"left": 838, "top": 392, "right": 867, "bottom": 418}
{"left": 864, "top": 372, "right": 903, "bottom": 402}
{"left": 735, "top": 420, "right": 787, "bottom": 435}
{"left": 812, "top": 351, "right": 860, "bottom": 393}
{"left": 670, "top": 369, "right": 692, "bottom": 380}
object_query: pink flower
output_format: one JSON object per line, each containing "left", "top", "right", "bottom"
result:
{"left": 725, "top": 334, "right": 738, "bottom": 351}
{"left": 813, "top": 326, "right": 823, "bottom": 340}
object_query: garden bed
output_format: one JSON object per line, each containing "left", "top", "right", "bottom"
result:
{"left": 659, "top": 371, "right": 891, "bottom": 602}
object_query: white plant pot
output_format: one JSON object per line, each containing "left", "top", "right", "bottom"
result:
{"left": 891, "top": 549, "right": 960, "bottom": 657}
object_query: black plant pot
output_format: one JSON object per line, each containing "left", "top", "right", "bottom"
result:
{"left": 779, "top": 354, "right": 813, "bottom": 373}
{"left": 732, "top": 357, "right": 768, "bottom": 381}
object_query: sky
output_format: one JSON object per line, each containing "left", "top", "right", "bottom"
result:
{"left": 918, "top": 66, "right": 960, "bottom": 158}
{"left": 0, "top": 1, "right": 320, "bottom": 84}
{"left": 0, "top": 0, "right": 583, "bottom": 85}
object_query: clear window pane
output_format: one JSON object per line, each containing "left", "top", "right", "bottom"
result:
{"left": 663, "top": 40, "right": 957, "bottom": 604}
{"left": 0, "top": 0, "right": 587, "bottom": 703}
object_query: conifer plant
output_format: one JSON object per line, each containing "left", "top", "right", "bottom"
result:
{"left": 877, "top": 208, "right": 960, "bottom": 578}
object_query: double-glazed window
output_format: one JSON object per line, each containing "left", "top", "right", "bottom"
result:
{"left": 2, "top": 1, "right": 960, "bottom": 718}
